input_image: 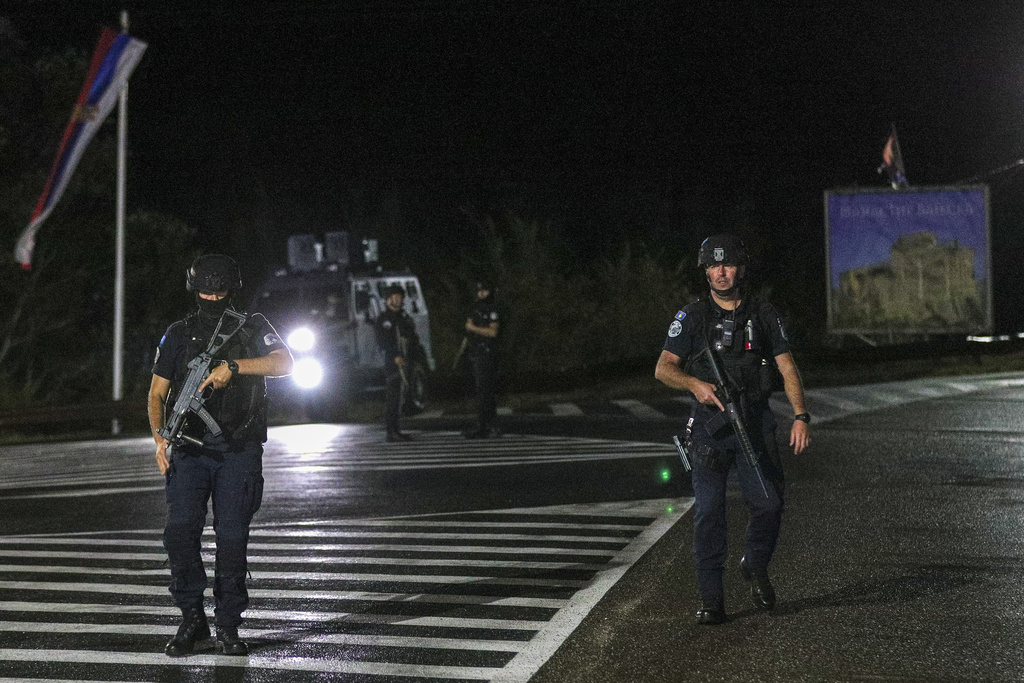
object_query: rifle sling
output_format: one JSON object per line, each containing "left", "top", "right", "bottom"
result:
{"left": 203, "top": 309, "right": 249, "bottom": 358}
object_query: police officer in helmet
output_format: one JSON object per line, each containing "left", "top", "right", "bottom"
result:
{"left": 148, "top": 254, "right": 293, "bottom": 656}
{"left": 463, "top": 278, "right": 501, "bottom": 439}
{"left": 375, "top": 283, "right": 420, "bottom": 441}
{"left": 655, "top": 234, "right": 810, "bottom": 625}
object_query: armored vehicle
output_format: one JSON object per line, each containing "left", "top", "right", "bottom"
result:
{"left": 252, "top": 232, "right": 434, "bottom": 420}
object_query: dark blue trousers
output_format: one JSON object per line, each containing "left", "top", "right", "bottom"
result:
{"left": 689, "top": 405, "right": 784, "bottom": 605}
{"left": 163, "top": 442, "right": 264, "bottom": 628}
{"left": 384, "top": 368, "right": 403, "bottom": 434}
{"left": 470, "top": 353, "right": 498, "bottom": 431}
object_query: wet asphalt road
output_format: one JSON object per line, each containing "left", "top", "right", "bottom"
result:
{"left": 1, "top": 380, "right": 1023, "bottom": 680}
{"left": 530, "top": 385, "right": 1024, "bottom": 682}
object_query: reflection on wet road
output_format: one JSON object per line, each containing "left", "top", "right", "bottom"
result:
{"left": 0, "top": 427, "right": 689, "bottom": 681}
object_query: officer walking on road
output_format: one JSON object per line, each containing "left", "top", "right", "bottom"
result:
{"left": 148, "top": 254, "right": 293, "bottom": 656}
{"left": 654, "top": 234, "right": 810, "bottom": 625}
{"left": 375, "top": 284, "right": 419, "bottom": 442}
{"left": 463, "top": 279, "right": 501, "bottom": 439}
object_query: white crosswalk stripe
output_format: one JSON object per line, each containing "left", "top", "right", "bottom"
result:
{"left": 0, "top": 499, "right": 690, "bottom": 682}
{"left": 793, "top": 372, "right": 1024, "bottom": 424}
{"left": 612, "top": 399, "right": 667, "bottom": 419}
{"left": 549, "top": 402, "right": 584, "bottom": 416}
{"left": 803, "top": 390, "right": 865, "bottom": 412}
{"left": 0, "top": 429, "right": 675, "bottom": 498}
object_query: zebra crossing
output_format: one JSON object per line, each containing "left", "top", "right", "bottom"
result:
{"left": 410, "top": 371, "right": 1024, "bottom": 425}
{"left": 0, "top": 428, "right": 678, "bottom": 500}
{"left": 0, "top": 498, "right": 690, "bottom": 681}
{"left": 0, "top": 429, "right": 689, "bottom": 680}
{"left": 1, "top": 370, "right": 1017, "bottom": 680}
{"left": 793, "top": 372, "right": 1024, "bottom": 424}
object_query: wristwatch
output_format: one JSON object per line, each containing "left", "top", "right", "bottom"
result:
{"left": 794, "top": 413, "right": 811, "bottom": 424}
{"left": 225, "top": 359, "right": 239, "bottom": 374}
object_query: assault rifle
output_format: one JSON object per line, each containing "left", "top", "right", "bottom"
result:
{"left": 452, "top": 336, "right": 468, "bottom": 371}
{"left": 702, "top": 346, "right": 770, "bottom": 499}
{"left": 395, "top": 326, "right": 410, "bottom": 389}
{"left": 158, "top": 309, "right": 248, "bottom": 447}
{"left": 394, "top": 323, "right": 427, "bottom": 417}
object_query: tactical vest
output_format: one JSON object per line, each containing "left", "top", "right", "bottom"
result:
{"left": 169, "top": 311, "right": 270, "bottom": 445}
{"left": 684, "top": 297, "right": 782, "bottom": 404}
{"left": 468, "top": 300, "right": 498, "bottom": 356}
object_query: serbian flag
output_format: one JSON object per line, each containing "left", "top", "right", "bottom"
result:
{"left": 877, "top": 124, "right": 908, "bottom": 189}
{"left": 14, "top": 28, "right": 147, "bottom": 269}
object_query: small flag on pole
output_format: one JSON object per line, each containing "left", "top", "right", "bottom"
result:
{"left": 15, "top": 28, "right": 147, "bottom": 270}
{"left": 878, "top": 124, "right": 908, "bottom": 189}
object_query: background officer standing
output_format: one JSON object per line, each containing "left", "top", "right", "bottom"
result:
{"left": 375, "top": 284, "right": 419, "bottom": 441}
{"left": 148, "top": 254, "right": 293, "bottom": 657}
{"left": 463, "top": 279, "right": 501, "bottom": 439}
{"left": 654, "top": 234, "right": 810, "bottom": 625}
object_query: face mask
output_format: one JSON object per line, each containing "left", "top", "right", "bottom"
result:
{"left": 197, "top": 295, "right": 231, "bottom": 317}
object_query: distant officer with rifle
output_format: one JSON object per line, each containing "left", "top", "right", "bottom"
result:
{"left": 375, "top": 283, "right": 420, "bottom": 442}
{"left": 655, "top": 234, "right": 810, "bottom": 625}
{"left": 148, "top": 254, "right": 292, "bottom": 657}
{"left": 463, "top": 278, "right": 501, "bottom": 439}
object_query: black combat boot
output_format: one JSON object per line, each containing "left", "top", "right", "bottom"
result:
{"left": 695, "top": 598, "right": 726, "bottom": 625}
{"left": 217, "top": 626, "right": 249, "bottom": 656}
{"left": 740, "top": 556, "right": 776, "bottom": 610}
{"left": 164, "top": 607, "right": 212, "bottom": 657}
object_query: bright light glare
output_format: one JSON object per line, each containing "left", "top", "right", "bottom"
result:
{"left": 267, "top": 423, "right": 349, "bottom": 456}
{"left": 292, "top": 358, "right": 324, "bottom": 388}
{"left": 288, "top": 327, "right": 316, "bottom": 352}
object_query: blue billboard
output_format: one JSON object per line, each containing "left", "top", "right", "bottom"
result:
{"left": 825, "top": 186, "right": 991, "bottom": 335}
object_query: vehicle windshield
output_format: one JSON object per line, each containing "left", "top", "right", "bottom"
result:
{"left": 255, "top": 286, "right": 349, "bottom": 325}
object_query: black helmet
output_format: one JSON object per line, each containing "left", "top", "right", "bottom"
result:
{"left": 697, "top": 234, "right": 748, "bottom": 268}
{"left": 383, "top": 283, "right": 405, "bottom": 298}
{"left": 474, "top": 278, "right": 494, "bottom": 292}
{"left": 186, "top": 254, "right": 242, "bottom": 294}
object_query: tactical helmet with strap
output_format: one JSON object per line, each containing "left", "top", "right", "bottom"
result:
{"left": 187, "top": 254, "right": 242, "bottom": 294}
{"left": 697, "top": 234, "right": 748, "bottom": 268}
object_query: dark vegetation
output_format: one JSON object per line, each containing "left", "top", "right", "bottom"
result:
{"left": 3, "top": 18, "right": 1024, "bottom": 443}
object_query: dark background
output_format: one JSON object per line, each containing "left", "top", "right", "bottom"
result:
{"left": 5, "top": 1, "right": 1024, "bottom": 407}
{"left": 10, "top": 4, "right": 1024, "bottom": 253}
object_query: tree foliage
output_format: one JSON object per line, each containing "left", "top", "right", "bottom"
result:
{"left": 0, "top": 19, "right": 196, "bottom": 408}
{"left": 426, "top": 213, "right": 693, "bottom": 379}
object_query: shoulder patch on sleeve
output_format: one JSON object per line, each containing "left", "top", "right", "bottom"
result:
{"left": 264, "top": 332, "right": 282, "bottom": 347}
{"left": 675, "top": 310, "right": 686, "bottom": 321}
{"left": 668, "top": 320, "right": 683, "bottom": 337}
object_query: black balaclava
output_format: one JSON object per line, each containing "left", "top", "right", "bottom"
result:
{"left": 196, "top": 294, "right": 232, "bottom": 319}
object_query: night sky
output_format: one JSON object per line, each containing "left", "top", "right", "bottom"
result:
{"left": 8, "top": 1, "right": 1024, "bottom": 319}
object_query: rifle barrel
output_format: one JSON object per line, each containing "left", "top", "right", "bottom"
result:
{"left": 703, "top": 347, "right": 770, "bottom": 499}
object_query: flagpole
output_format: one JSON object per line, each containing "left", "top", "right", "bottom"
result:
{"left": 112, "top": 9, "right": 128, "bottom": 435}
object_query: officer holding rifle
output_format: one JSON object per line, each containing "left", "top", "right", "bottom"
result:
{"left": 375, "top": 283, "right": 420, "bottom": 442}
{"left": 462, "top": 279, "right": 501, "bottom": 439}
{"left": 655, "top": 234, "right": 810, "bottom": 625}
{"left": 148, "top": 254, "right": 292, "bottom": 657}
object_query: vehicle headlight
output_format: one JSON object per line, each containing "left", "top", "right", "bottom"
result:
{"left": 287, "top": 327, "right": 316, "bottom": 352}
{"left": 292, "top": 358, "right": 324, "bottom": 388}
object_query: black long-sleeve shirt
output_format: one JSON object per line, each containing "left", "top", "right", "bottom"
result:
{"left": 375, "top": 308, "right": 419, "bottom": 365}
